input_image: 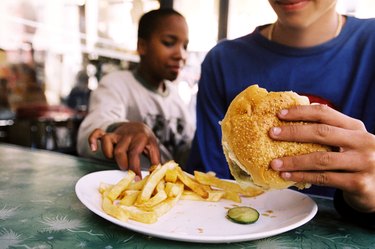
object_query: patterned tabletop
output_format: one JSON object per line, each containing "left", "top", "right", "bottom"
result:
{"left": 1, "top": 143, "right": 374, "bottom": 249}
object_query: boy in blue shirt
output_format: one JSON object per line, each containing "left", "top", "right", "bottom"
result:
{"left": 187, "top": 0, "right": 375, "bottom": 228}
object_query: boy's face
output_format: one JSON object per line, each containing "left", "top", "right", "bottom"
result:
{"left": 268, "top": 0, "right": 337, "bottom": 28}
{"left": 138, "top": 15, "right": 189, "bottom": 83}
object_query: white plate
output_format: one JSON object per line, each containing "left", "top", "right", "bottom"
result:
{"left": 75, "top": 170, "right": 317, "bottom": 243}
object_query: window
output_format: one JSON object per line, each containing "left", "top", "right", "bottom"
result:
{"left": 173, "top": 0, "right": 220, "bottom": 52}
{"left": 227, "top": 0, "right": 276, "bottom": 40}
{"left": 227, "top": 0, "right": 375, "bottom": 40}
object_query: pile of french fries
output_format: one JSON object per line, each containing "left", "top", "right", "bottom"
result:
{"left": 99, "top": 161, "right": 263, "bottom": 224}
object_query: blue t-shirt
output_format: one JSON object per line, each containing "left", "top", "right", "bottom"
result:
{"left": 186, "top": 16, "right": 375, "bottom": 198}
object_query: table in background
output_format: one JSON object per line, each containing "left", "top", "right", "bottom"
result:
{"left": 6, "top": 104, "right": 84, "bottom": 155}
{"left": 0, "top": 143, "right": 374, "bottom": 249}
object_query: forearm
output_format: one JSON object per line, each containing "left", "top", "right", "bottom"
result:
{"left": 77, "top": 80, "right": 128, "bottom": 158}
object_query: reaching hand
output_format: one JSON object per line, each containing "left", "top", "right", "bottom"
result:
{"left": 269, "top": 104, "right": 375, "bottom": 213}
{"left": 88, "top": 122, "right": 161, "bottom": 178}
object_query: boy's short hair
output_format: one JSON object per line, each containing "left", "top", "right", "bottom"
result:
{"left": 138, "top": 8, "right": 184, "bottom": 40}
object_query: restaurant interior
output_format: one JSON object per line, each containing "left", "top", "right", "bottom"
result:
{"left": 0, "top": 0, "right": 374, "bottom": 156}
{"left": 2, "top": 1, "right": 375, "bottom": 247}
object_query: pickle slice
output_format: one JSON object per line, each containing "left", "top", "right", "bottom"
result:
{"left": 226, "top": 206, "right": 259, "bottom": 224}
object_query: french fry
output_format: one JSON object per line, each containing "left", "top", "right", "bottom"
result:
{"left": 121, "top": 205, "right": 158, "bottom": 224}
{"left": 194, "top": 171, "right": 263, "bottom": 197}
{"left": 150, "top": 182, "right": 184, "bottom": 217}
{"left": 127, "top": 175, "right": 149, "bottom": 190}
{"left": 181, "top": 190, "right": 203, "bottom": 201}
{"left": 119, "top": 190, "right": 139, "bottom": 206}
{"left": 135, "top": 189, "right": 168, "bottom": 209}
{"left": 155, "top": 179, "right": 165, "bottom": 193}
{"left": 165, "top": 182, "right": 183, "bottom": 197}
{"left": 181, "top": 189, "right": 224, "bottom": 202}
{"left": 222, "top": 191, "right": 242, "bottom": 203}
{"left": 136, "top": 161, "right": 177, "bottom": 204}
{"left": 102, "top": 197, "right": 129, "bottom": 222}
{"left": 99, "top": 160, "right": 264, "bottom": 224}
{"left": 99, "top": 182, "right": 113, "bottom": 194}
{"left": 165, "top": 168, "right": 178, "bottom": 183}
{"left": 99, "top": 184, "right": 112, "bottom": 198}
{"left": 148, "top": 164, "right": 160, "bottom": 173}
{"left": 206, "top": 190, "right": 225, "bottom": 202}
{"left": 176, "top": 167, "right": 209, "bottom": 199}
{"left": 107, "top": 170, "right": 136, "bottom": 201}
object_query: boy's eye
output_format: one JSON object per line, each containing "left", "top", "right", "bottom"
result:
{"left": 162, "top": 40, "right": 175, "bottom": 47}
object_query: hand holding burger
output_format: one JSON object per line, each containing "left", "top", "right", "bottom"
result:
{"left": 222, "top": 84, "right": 375, "bottom": 217}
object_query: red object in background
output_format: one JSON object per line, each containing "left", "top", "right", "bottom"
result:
{"left": 300, "top": 93, "right": 337, "bottom": 110}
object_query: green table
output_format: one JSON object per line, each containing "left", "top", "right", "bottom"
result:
{"left": 0, "top": 143, "right": 374, "bottom": 249}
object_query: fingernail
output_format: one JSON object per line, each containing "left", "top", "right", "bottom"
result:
{"left": 90, "top": 143, "right": 96, "bottom": 151}
{"left": 279, "top": 109, "right": 288, "bottom": 116}
{"left": 271, "top": 159, "right": 283, "bottom": 170}
{"left": 272, "top": 127, "right": 281, "bottom": 136}
{"left": 135, "top": 175, "right": 141, "bottom": 182}
{"left": 281, "top": 172, "right": 291, "bottom": 179}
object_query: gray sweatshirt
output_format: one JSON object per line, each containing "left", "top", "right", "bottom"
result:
{"left": 77, "top": 70, "right": 195, "bottom": 170}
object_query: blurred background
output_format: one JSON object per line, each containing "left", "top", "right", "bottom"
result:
{"left": 0, "top": 0, "right": 374, "bottom": 154}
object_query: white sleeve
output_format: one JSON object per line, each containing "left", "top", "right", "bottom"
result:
{"left": 76, "top": 72, "right": 129, "bottom": 159}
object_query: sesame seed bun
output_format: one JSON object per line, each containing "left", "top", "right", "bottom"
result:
{"left": 221, "top": 85, "right": 330, "bottom": 190}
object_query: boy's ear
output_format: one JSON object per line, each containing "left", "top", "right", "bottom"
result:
{"left": 137, "top": 38, "right": 147, "bottom": 56}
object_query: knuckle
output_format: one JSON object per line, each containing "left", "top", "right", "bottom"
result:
{"left": 287, "top": 124, "right": 300, "bottom": 137}
{"left": 362, "top": 132, "right": 375, "bottom": 149}
{"left": 351, "top": 174, "right": 372, "bottom": 194}
{"left": 352, "top": 119, "right": 366, "bottom": 130}
{"left": 289, "top": 156, "right": 299, "bottom": 169}
{"left": 102, "top": 134, "right": 115, "bottom": 143}
{"left": 316, "top": 152, "right": 332, "bottom": 168}
{"left": 315, "top": 172, "right": 328, "bottom": 186}
{"left": 100, "top": 135, "right": 110, "bottom": 142}
{"left": 140, "top": 122, "right": 152, "bottom": 132}
{"left": 128, "top": 147, "right": 143, "bottom": 157}
{"left": 101, "top": 133, "right": 109, "bottom": 139}
{"left": 113, "top": 147, "right": 123, "bottom": 157}
{"left": 354, "top": 134, "right": 375, "bottom": 166}
{"left": 364, "top": 151, "right": 375, "bottom": 169}
{"left": 92, "top": 128, "right": 100, "bottom": 134}
{"left": 292, "top": 104, "right": 305, "bottom": 112}
{"left": 314, "top": 124, "right": 331, "bottom": 138}
{"left": 314, "top": 103, "right": 330, "bottom": 112}
{"left": 295, "top": 172, "right": 306, "bottom": 183}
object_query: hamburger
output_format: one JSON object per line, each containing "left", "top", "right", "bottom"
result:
{"left": 221, "top": 84, "right": 330, "bottom": 191}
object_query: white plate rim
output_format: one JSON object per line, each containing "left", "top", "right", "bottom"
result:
{"left": 75, "top": 170, "right": 318, "bottom": 243}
